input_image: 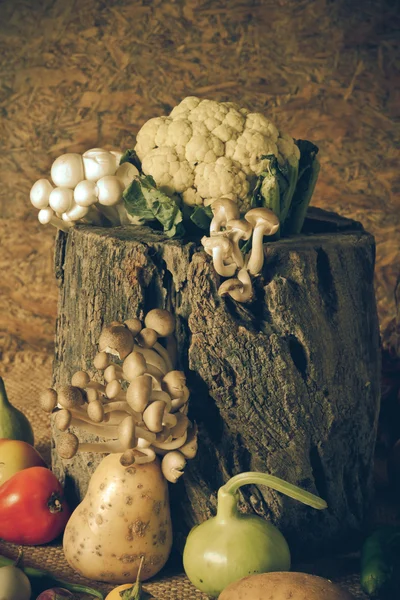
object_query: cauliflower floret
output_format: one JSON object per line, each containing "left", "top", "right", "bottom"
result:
{"left": 135, "top": 117, "right": 169, "bottom": 159}
{"left": 226, "top": 129, "right": 278, "bottom": 176}
{"left": 277, "top": 132, "right": 301, "bottom": 167}
{"left": 170, "top": 96, "right": 202, "bottom": 119}
{"left": 194, "top": 157, "right": 250, "bottom": 209}
{"left": 141, "top": 147, "right": 194, "bottom": 195}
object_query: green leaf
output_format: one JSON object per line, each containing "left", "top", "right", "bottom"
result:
{"left": 120, "top": 149, "right": 142, "bottom": 172}
{"left": 283, "top": 140, "right": 320, "bottom": 235}
{"left": 189, "top": 205, "right": 213, "bottom": 230}
{"left": 123, "top": 175, "right": 185, "bottom": 238}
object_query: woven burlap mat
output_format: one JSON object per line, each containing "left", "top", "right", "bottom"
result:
{"left": 1, "top": 356, "right": 398, "bottom": 599}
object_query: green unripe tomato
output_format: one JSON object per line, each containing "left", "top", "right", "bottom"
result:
{"left": 183, "top": 511, "right": 290, "bottom": 597}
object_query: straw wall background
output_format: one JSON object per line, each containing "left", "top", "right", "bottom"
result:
{"left": 0, "top": 0, "right": 399, "bottom": 598}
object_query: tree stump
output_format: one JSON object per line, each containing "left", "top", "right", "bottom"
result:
{"left": 51, "top": 207, "right": 381, "bottom": 557}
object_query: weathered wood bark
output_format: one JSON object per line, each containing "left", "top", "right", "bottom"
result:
{"left": 51, "top": 208, "right": 381, "bottom": 558}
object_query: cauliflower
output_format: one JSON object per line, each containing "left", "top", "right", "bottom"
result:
{"left": 134, "top": 97, "right": 300, "bottom": 213}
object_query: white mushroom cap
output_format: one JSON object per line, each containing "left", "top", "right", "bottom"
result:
{"left": 30, "top": 179, "right": 53, "bottom": 209}
{"left": 63, "top": 203, "right": 90, "bottom": 222}
{"left": 144, "top": 309, "right": 175, "bottom": 337}
{"left": 74, "top": 180, "right": 99, "bottom": 207}
{"left": 38, "top": 207, "right": 73, "bottom": 232}
{"left": 162, "top": 371, "right": 187, "bottom": 398}
{"left": 96, "top": 175, "right": 124, "bottom": 207}
{"left": 51, "top": 153, "right": 85, "bottom": 188}
{"left": 49, "top": 187, "right": 74, "bottom": 213}
{"left": 82, "top": 148, "right": 119, "bottom": 182}
{"left": 115, "top": 162, "right": 140, "bottom": 189}
{"left": 161, "top": 451, "right": 187, "bottom": 483}
{"left": 210, "top": 198, "right": 240, "bottom": 233}
{"left": 201, "top": 235, "right": 237, "bottom": 278}
{"left": 143, "top": 400, "right": 173, "bottom": 433}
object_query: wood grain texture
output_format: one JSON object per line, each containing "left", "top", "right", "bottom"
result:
{"left": 52, "top": 208, "right": 381, "bottom": 557}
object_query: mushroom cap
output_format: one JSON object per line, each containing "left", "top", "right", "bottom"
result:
{"left": 106, "top": 379, "right": 121, "bottom": 399}
{"left": 218, "top": 278, "right": 243, "bottom": 297}
{"left": 85, "top": 388, "right": 100, "bottom": 403}
{"left": 201, "top": 235, "right": 233, "bottom": 256}
{"left": 51, "top": 153, "right": 85, "bottom": 188}
{"left": 98, "top": 324, "right": 134, "bottom": 359}
{"left": 82, "top": 148, "right": 119, "bottom": 181}
{"left": 123, "top": 351, "right": 147, "bottom": 380}
{"left": 39, "top": 388, "right": 58, "bottom": 413}
{"left": 161, "top": 450, "right": 187, "bottom": 483}
{"left": 71, "top": 371, "right": 91, "bottom": 388}
{"left": 162, "top": 371, "right": 187, "bottom": 398}
{"left": 55, "top": 409, "right": 72, "bottom": 431}
{"left": 30, "top": 179, "right": 53, "bottom": 209}
{"left": 64, "top": 203, "right": 90, "bottom": 222}
{"left": 118, "top": 415, "right": 137, "bottom": 450}
{"left": 144, "top": 309, "right": 175, "bottom": 337}
{"left": 226, "top": 218, "right": 253, "bottom": 241}
{"left": 124, "top": 318, "right": 143, "bottom": 336}
{"left": 136, "top": 327, "right": 158, "bottom": 348}
{"left": 115, "top": 162, "right": 140, "bottom": 189}
{"left": 96, "top": 175, "right": 123, "bottom": 206}
{"left": 57, "top": 432, "right": 79, "bottom": 459}
{"left": 74, "top": 179, "right": 99, "bottom": 207}
{"left": 104, "top": 364, "right": 123, "bottom": 383}
{"left": 245, "top": 207, "right": 280, "bottom": 235}
{"left": 57, "top": 385, "right": 85, "bottom": 409}
{"left": 87, "top": 399, "right": 105, "bottom": 423}
{"left": 38, "top": 207, "right": 57, "bottom": 225}
{"left": 93, "top": 351, "right": 111, "bottom": 370}
{"left": 179, "top": 424, "right": 198, "bottom": 459}
{"left": 49, "top": 187, "right": 74, "bottom": 213}
{"left": 210, "top": 198, "right": 240, "bottom": 222}
{"left": 143, "top": 400, "right": 166, "bottom": 433}
{"left": 126, "top": 374, "right": 153, "bottom": 412}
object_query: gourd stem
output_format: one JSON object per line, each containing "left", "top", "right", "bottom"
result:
{"left": 0, "top": 377, "right": 10, "bottom": 407}
{"left": 219, "top": 471, "right": 327, "bottom": 511}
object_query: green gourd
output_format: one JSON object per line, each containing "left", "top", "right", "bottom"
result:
{"left": 183, "top": 471, "right": 327, "bottom": 598}
{"left": 0, "top": 377, "right": 34, "bottom": 445}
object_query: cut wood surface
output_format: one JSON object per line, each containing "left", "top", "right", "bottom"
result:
{"left": 52, "top": 208, "right": 381, "bottom": 557}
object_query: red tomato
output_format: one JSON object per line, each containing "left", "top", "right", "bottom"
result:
{"left": 0, "top": 466, "right": 71, "bottom": 545}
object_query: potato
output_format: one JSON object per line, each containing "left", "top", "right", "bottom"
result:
{"left": 218, "top": 571, "right": 355, "bottom": 600}
{"left": 63, "top": 453, "right": 172, "bottom": 583}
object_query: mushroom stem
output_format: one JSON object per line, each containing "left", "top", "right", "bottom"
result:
{"left": 78, "top": 440, "right": 124, "bottom": 454}
{"left": 38, "top": 208, "right": 72, "bottom": 233}
{"left": 69, "top": 417, "right": 119, "bottom": 438}
{"left": 246, "top": 223, "right": 266, "bottom": 275}
{"left": 133, "top": 344, "right": 168, "bottom": 375}
{"left": 152, "top": 430, "right": 188, "bottom": 451}
{"left": 152, "top": 342, "right": 174, "bottom": 372}
{"left": 212, "top": 246, "right": 237, "bottom": 278}
{"left": 103, "top": 401, "right": 140, "bottom": 419}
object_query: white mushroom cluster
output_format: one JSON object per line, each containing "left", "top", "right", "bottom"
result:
{"left": 30, "top": 148, "right": 140, "bottom": 232}
{"left": 40, "top": 309, "right": 197, "bottom": 484}
{"left": 201, "top": 198, "right": 279, "bottom": 302}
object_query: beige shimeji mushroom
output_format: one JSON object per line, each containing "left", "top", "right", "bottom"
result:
{"left": 41, "top": 308, "right": 197, "bottom": 483}
{"left": 244, "top": 207, "right": 280, "bottom": 275}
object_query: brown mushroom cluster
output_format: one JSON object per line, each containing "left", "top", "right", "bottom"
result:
{"left": 40, "top": 309, "right": 197, "bottom": 484}
{"left": 201, "top": 198, "right": 279, "bottom": 303}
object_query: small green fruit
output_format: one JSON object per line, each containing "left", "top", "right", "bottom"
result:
{"left": 0, "top": 377, "right": 34, "bottom": 445}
